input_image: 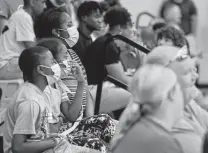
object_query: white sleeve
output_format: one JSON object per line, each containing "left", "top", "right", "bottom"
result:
{"left": 15, "top": 13, "right": 35, "bottom": 42}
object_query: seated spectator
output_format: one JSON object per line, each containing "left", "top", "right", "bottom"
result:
{"left": 156, "top": 26, "right": 186, "bottom": 48}
{"left": 72, "top": 1, "right": 103, "bottom": 61}
{"left": 0, "top": 0, "right": 46, "bottom": 79}
{"left": 113, "top": 46, "right": 205, "bottom": 153}
{"left": 156, "top": 26, "right": 206, "bottom": 111}
{"left": 3, "top": 46, "right": 68, "bottom": 153}
{"left": 82, "top": 7, "right": 132, "bottom": 113}
{"left": 112, "top": 64, "right": 184, "bottom": 153}
{"left": 35, "top": 8, "right": 94, "bottom": 116}
{"left": 37, "top": 38, "right": 117, "bottom": 152}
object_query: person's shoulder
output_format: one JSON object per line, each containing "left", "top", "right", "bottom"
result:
{"left": 11, "top": 9, "right": 32, "bottom": 22}
{"left": 15, "top": 82, "right": 45, "bottom": 104}
{"left": 115, "top": 119, "right": 183, "bottom": 153}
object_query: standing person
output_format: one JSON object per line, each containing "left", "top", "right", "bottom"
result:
{"left": 72, "top": 1, "right": 103, "bottom": 61}
{"left": 113, "top": 65, "right": 184, "bottom": 153}
{"left": 160, "top": 0, "right": 198, "bottom": 36}
{"left": 161, "top": 3, "right": 182, "bottom": 31}
{"left": 0, "top": 0, "right": 46, "bottom": 79}
{"left": 82, "top": 7, "right": 132, "bottom": 114}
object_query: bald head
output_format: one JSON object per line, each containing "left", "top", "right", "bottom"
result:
{"left": 145, "top": 46, "right": 198, "bottom": 104}
{"left": 145, "top": 46, "right": 180, "bottom": 66}
{"left": 130, "top": 64, "right": 177, "bottom": 104}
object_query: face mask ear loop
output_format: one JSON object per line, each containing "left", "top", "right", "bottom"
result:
{"left": 38, "top": 65, "right": 51, "bottom": 77}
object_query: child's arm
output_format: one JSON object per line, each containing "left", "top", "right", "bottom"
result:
{"left": 60, "top": 63, "right": 85, "bottom": 122}
{"left": 12, "top": 134, "right": 56, "bottom": 153}
{"left": 85, "top": 88, "right": 95, "bottom": 117}
{"left": 61, "top": 81, "right": 85, "bottom": 122}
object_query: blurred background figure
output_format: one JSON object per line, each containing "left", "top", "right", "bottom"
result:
{"left": 0, "top": 0, "right": 22, "bottom": 34}
{"left": 161, "top": 3, "right": 182, "bottom": 31}
{"left": 160, "top": 0, "right": 198, "bottom": 36}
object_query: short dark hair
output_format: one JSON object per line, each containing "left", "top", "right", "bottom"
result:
{"left": 152, "top": 22, "right": 167, "bottom": 31}
{"left": 19, "top": 46, "right": 49, "bottom": 81}
{"left": 23, "top": 0, "right": 31, "bottom": 6}
{"left": 37, "top": 38, "right": 63, "bottom": 59}
{"left": 156, "top": 26, "right": 186, "bottom": 48}
{"left": 35, "top": 8, "right": 66, "bottom": 38}
{"left": 104, "top": 7, "right": 132, "bottom": 28}
{"left": 104, "top": 0, "right": 121, "bottom": 8}
{"left": 77, "top": 1, "right": 102, "bottom": 20}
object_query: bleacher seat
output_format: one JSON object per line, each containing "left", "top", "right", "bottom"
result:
{"left": 0, "top": 79, "right": 23, "bottom": 124}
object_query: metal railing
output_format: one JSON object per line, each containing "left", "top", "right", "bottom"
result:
{"left": 94, "top": 35, "right": 150, "bottom": 114}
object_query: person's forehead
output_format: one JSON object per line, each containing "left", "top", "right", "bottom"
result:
{"left": 58, "top": 44, "right": 67, "bottom": 54}
{"left": 39, "top": 51, "right": 53, "bottom": 65}
{"left": 89, "top": 9, "right": 102, "bottom": 16}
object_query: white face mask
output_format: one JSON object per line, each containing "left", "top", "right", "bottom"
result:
{"left": 40, "top": 64, "right": 61, "bottom": 85}
{"left": 57, "top": 26, "right": 79, "bottom": 48}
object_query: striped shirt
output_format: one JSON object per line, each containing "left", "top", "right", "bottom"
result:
{"left": 61, "top": 49, "right": 88, "bottom": 113}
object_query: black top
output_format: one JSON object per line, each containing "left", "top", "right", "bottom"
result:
{"left": 72, "top": 28, "right": 92, "bottom": 62}
{"left": 82, "top": 33, "right": 120, "bottom": 85}
{"left": 160, "top": 0, "right": 197, "bottom": 35}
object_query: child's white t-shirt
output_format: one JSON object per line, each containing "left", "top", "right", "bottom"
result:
{"left": 0, "top": 8, "right": 35, "bottom": 69}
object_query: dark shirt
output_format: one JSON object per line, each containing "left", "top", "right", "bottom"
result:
{"left": 160, "top": 0, "right": 197, "bottom": 35}
{"left": 72, "top": 28, "right": 92, "bottom": 62}
{"left": 82, "top": 33, "right": 120, "bottom": 85}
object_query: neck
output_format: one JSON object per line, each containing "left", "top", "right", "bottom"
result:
{"left": 79, "top": 22, "right": 93, "bottom": 36}
{"left": 148, "top": 107, "right": 176, "bottom": 130}
{"left": 32, "top": 76, "right": 48, "bottom": 92}
{"left": 108, "top": 27, "right": 121, "bottom": 35}
{"left": 23, "top": 5, "right": 35, "bottom": 20}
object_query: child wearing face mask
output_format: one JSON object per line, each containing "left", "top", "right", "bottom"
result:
{"left": 37, "top": 38, "right": 117, "bottom": 153}
{"left": 3, "top": 46, "right": 100, "bottom": 153}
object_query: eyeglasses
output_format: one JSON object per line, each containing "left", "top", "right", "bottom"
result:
{"left": 165, "top": 46, "right": 189, "bottom": 67}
